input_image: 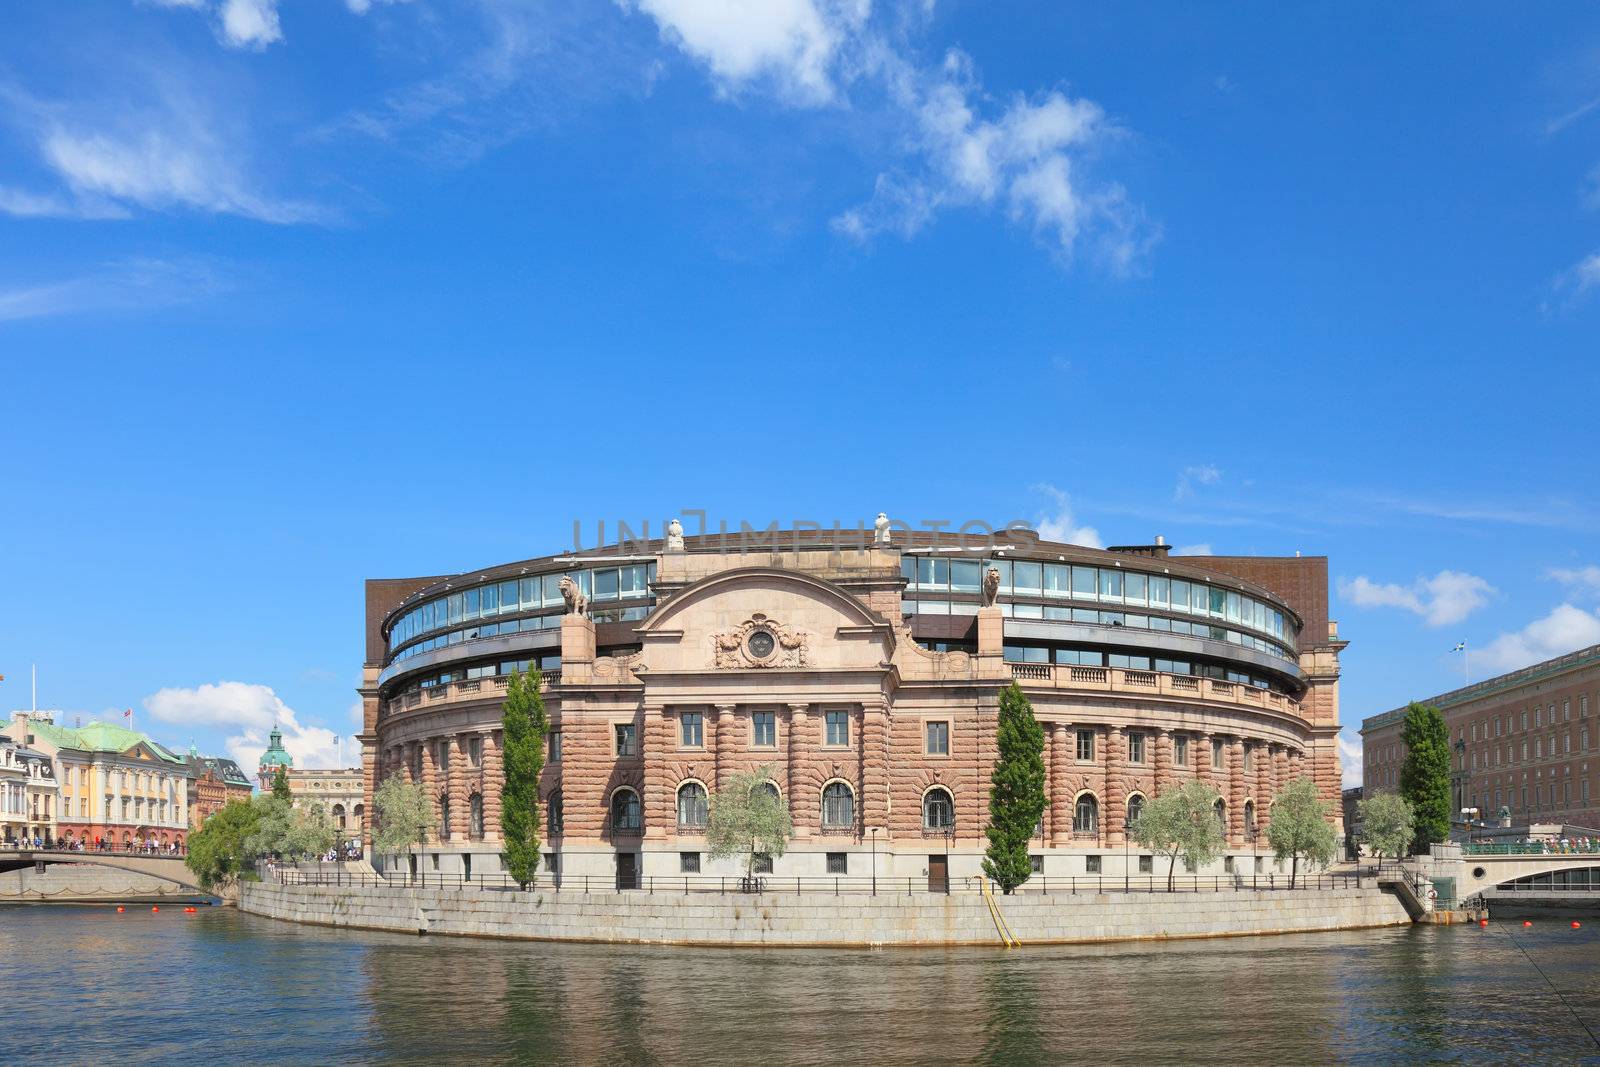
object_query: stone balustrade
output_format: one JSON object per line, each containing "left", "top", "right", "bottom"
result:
{"left": 1009, "top": 663, "right": 1301, "bottom": 718}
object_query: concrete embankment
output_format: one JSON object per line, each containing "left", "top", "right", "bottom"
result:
{"left": 0, "top": 863, "right": 209, "bottom": 903}
{"left": 239, "top": 881, "right": 1411, "bottom": 947}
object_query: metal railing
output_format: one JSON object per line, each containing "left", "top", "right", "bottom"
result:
{"left": 268, "top": 865, "right": 1367, "bottom": 896}
{"left": 1007, "top": 663, "right": 1300, "bottom": 715}
{"left": 1462, "top": 842, "right": 1600, "bottom": 856}
{"left": 9, "top": 843, "right": 189, "bottom": 858}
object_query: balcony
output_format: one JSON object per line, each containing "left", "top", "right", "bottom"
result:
{"left": 384, "top": 672, "right": 562, "bottom": 720}
{"left": 1009, "top": 662, "right": 1301, "bottom": 717}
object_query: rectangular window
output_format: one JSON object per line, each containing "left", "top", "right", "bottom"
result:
{"left": 469, "top": 737, "right": 483, "bottom": 768}
{"left": 1139, "top": 854, "right": 1154, "bottom": 874}
{"left": 681, "top": 711, "right": 704, "bottom": 748}
{"left": 826, "top": 852, "right": 848, "bottom": 875}
{"left": 1224, "top": 856, "right": 1235, "bottom": 874}
{"left": 615, "top": 723, "right": 637, "bottom": 757}
{"left": 680, "top": 852, "right": 700, "bottom": 874}
{"left": 1212, "top": 739, "right": 1225, "bottom": 770}
{"left": 548, "top": 732, "right": 562, "bottom": 762}
{"left": 1076, "top": 729, "right": 1095, "bottom": 762}
{"left": 752, "top": 711, "right": 776, "bottom": 747}
{"left": 754, "top": 852, "right": 773, "bottom": 874}
{"left": 1243, "top": 746, "right": 1253, "bottom": 772}
{"left": 951, "top": 559, "right": 981, "bottom": 592}
{"left": 1124, "top": 572, "right": 1148, "bottom": 606}
{"left": 1030, "top": 854, "right": 1044, "bottom": 874}
{"left": 825, "top": 711, "right": 850, "bottom": 747}
{"left": 1099, "top": 569, "right": 1122, "bottom": 601}
{"left": 592, "top": 568, "right": 620, "bottom": 602}
{"left": 1564, "top": 699, "right": 1571, "bottom": 721}
{"left": 1085, "top": 855, "right": 1102, "bottom": 874}
{"left": 926, "top": 721, "right": 950, "bottom": 756}
{"left": 1128, "top": 732, "right": 1146, "bottom": 764}
{"left": 1174, "top": 736, "right": 1189, "bottom": 766}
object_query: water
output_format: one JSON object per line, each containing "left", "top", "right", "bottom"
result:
{"left": 4, "top": 905, "right": 1600, "bottom": 1065}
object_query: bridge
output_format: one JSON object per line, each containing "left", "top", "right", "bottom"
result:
{"left": 0, "top": 849, "right": 207, "bottom": 893}
{"left": 1454, "top": 847, "right": 1600, "bottom": 900}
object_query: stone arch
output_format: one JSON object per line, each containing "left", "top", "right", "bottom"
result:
{"left": 676, "top": 778, "right": 709, "bottom": 831}
{"left": 819, "top": 778, "right": 856, "bottom": 832}
{"left": 636, "top": 566, "right": 893, "bottom": 633}
{"left": 468, "top": 792, "right": 484, "bottom": 839}
{"left": 545, "top": 788, "right": 564, "bottom": 837}
{"left": 921, "top": 784, "right": 955, "bottom": 832}
{"left": 1125, "top": 791, "right": 1147, "bottom": 830}
{"left": 607, "top": 784, "right": 643, "bottom": 836}
{"left": 1072, "top": 790, "right": 1100, "bottom": 834}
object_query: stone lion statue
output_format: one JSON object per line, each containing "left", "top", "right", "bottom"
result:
{"left": 558, "top": 575, "right": 589, "bottom": 617}
{"left": 982, "top": 565, "right": 1001, "bottom": 607}
{"left": 874, "top": 511, "right": 891, "bottom": 544}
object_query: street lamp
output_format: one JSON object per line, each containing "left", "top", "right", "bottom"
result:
{"left": 869, "top": 826, "right": 878, "bottom": 896}
{"left": 944, "top": 824, "right": 953, "bottom": 895}
{"left": 1124, "top": 818, "right": 1131, "bottom": 892}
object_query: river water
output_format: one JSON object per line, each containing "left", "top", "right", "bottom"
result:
{"left": 3, "top": 904, "right": 1599, "bottom": 1065}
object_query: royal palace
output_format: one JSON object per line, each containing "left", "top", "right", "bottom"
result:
{"left": 358, "top": 519, "right": 1346, "bottom": 887}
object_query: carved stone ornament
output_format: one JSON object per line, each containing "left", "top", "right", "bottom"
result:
{"left": 558, "top": 575, "right": 589, "bottom": 618}
{"left": 666, "top": 518, "right": 685, "bottom": 552}
{"left": 981, "top": 565, "right": 1001, "bottom": 608}
{"left": 711, "top": 613, "right": 810, "bottom": 669}
{"left": 874, "top": 512, "right": 891, "bottom": 545}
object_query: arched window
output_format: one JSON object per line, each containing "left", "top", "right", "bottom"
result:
{"left": 1213, "top": 798, "right": 1226, "bottom": 828}
{"left": 1243, "top": 799, "right": 1256, "bottom": 838}
{"left": 611, "top": 788, "right": 641, "bottom": 832}
{"left": 677, "top": 782, "right": 708, "bottom": 829}
{"left": 821, "top": 782, "right": 854, "bottom": 829}
{"left": 547, "top": 791, "right": 563, "bottom": 836}
{"left": 923, "top": 787, "right": 954, "bottom": 831}
{"left": 332, "top": 803, "right": 347, "bottom": 830}
{"left": 469, "top": 794, "right": 484, "bottom": 839}
{"left": 1074, "top": 794, "right": 1099, "bottom": 833}
{"left": 353, "top": 803, "right": 364, "bottom": 831}
{"left": 756, "top": 781, "right": 781, "bottom": 804}
{"left": 439, "top": 793, "right": 451, "bottom": 838}
{"left": 1126, "top": 795, "right": 1144, "bottom": 830}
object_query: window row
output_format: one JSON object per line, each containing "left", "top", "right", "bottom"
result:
{"left": 388, "top": 606, "right": 651, "bottom": 666}
{"left": 912, "top": 601, "right": 1294, "bottom": 662}
{"left": 1003, "top": 643, "right": 1285, "bottom": 691}
{"left": 388, "top": 564, "right": 657, "bottom": 652}
{"left": 583, "top": 781, "right": 964, "bottom": 834}
{"left": 901, "top": 557, "right": 1293, "bottom": 642}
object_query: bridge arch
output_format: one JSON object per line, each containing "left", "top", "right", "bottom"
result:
{"left": 0, "top": 850, "right": 208, "bottom": 894}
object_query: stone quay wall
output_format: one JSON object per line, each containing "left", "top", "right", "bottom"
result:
{"left": 239, "top": 881, "right": 1411, "bottom": 947}
{"left": 0, "top": 864, "right": 204, "bottom": 902}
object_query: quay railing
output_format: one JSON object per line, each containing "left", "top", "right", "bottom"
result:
{"left": 1007, "top": 663, "right": 1301, "bottom": 716}
{"left": 267, "top": 865, "right": 1367, "bottom": 896}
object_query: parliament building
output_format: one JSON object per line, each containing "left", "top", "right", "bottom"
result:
{"left": 358, "top": 520, "right": 1346, "bottom": 887}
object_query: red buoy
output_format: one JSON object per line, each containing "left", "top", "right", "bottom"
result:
{"left": 1479, "top": 918, "right": 1488, "bottom": 927}
{"left": 115, "top": 906, "right": 124, "bottom": 913}
{"left": 1523, "top": 920, "right": 1532, "bottom": 927}
{"left": 151, "top": 906, "right": 159, "bottom": 913}
{"left": 184, "top": 906, "right": 197, "bottom": 914}
{"left": 1573, "top": 921, "right": 1582, "bottom": 929}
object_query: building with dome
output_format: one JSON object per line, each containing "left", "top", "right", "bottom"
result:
{"left": 358, "top": 521, "right": 1346, "bottom": 886}
{"left": 257, "top": 725, "right": 293, "bottom": 792}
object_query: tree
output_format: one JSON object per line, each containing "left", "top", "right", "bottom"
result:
{"left": 248, "top": 797, "right": 337, "bottom": 862}
{"left": 1131, "top": 779, "right": 1225, "bottom": 890}
{"left": 272, "top": 765, "right": 291, "bottom": 802}
{"left": 983, "top": 683, "right": 1047, "bottom": 894}
{"left": 185, "top": 798, "right": 264, "bottom": 891}
{"left": 1357, "top": 792, "right": 1415, "bottom": 862}
{"left": 1399, "top": 701, "right": 1451, "bottom": 852}
{"left": 500, "top": 668, "right": 549, "bottom": 888}
{"left": 374, "top": 776, "right": 435, "bottom": 876}
{"left": 1266, "top": 778, "right": 1338, "bottom": 888}
{"left": 706, "top": 766, "right": 793, "bottom": 885}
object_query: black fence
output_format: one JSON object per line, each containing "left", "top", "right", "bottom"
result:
{"left": 268, "top": 864, "right": 1368, "bottom": 897}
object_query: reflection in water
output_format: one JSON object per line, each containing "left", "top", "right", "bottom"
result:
{"left": 3, "top": 906, "right": 1600, "bottom": 1065}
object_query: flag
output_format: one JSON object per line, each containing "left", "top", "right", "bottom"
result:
{"left": 1451, "top": 642, "right": 1466, "bottom": 653}
{"left": 123, "top": 708, "right": 132, "bottom": 718}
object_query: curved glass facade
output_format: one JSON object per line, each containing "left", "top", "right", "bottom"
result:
{"left": 386, "top": 563, "right": 655, "bottom": 663}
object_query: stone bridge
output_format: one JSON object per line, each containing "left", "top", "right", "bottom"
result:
{"left": 0, "top": 850, "right": 206, "bottom": 893}
{"left": 1453, "top": 849, "right": 1600, "bottom": 898}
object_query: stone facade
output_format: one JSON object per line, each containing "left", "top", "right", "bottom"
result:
{"left": 287, "top": 768, "right": 365, "bottom": 841}
{"left": 364, "top": 527, "right": 1346, "bottom": 883}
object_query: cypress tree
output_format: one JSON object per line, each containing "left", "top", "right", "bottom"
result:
{"left": 983, "top": 683, "right": 1048, "bottom": 894}
{"left": 272, "top": 764, "right": 291, "bottom": 802}
{"left": 500, "top": 668, "right": 548, "bottom": 888}
{"left": 1398, "top": 701, "right": 1451, "bottom": 853}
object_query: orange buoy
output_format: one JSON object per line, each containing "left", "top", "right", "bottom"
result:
{"left": 1523, "top": 920, "right": 1532, "bottom": 927}
{"left": 151, "top": 906, "right": 159, "bottom": 913}
{"left": 1479, "top": 919, "right": 1488, "bottom": 927}
{"left": 115, "top": 906, "right": 125, "bottom": 913}
{"left": 1573, "top": 921, "right": 1582, "bottom": 929}
{"left": 184, "top": 906, "right": 197, "bottom": 913}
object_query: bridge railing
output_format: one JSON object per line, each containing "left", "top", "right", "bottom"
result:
{"left": 1462, "top": 842, "right": 1600, "bottom": 856}
{"left": 266, "top": 865, "right": 1368, "bottom": 896}
{"left": 10, "top": 844, "right": 188, "bottom": 859}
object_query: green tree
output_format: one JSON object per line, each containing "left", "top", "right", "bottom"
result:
{"left": 983, "top": 683, "right": 1047, "bottom": 894}
{"left": 1398, "top": 701, "right": 1451, "bottom": 852}
{"left": 1357, "top": 792, "right": 1415, "bottom": 862}
{"left": 272, "top": 764, "right": 291, "bottom": 801}
{"left": 1131, "top": 779, "right": 1225, "bottom": 890}
{"left": 374, "top": 775, "right": 435, "bottom": 876}
{"left": 706, "top": 766, "right": 793, "bottom": 885}
{"left": 185, "top": 798, "right": 264, "bottom": 890}
{"left": 247, "top": 797, "right": 337, "bottom": 862}
{"left": 1267, "top": 778, "right": 1338, "bottom": 888}
{"left": 499, "top": 668, "right": 549, "bottom": 888}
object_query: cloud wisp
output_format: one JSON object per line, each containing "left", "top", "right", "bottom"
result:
{"left": 144, "top": 680, "right": 347, "bottom": 772}
{"left": 1030, "top": 483, "right": 1104, "bottom": 548}
{"left": 0, "top": 258, "right": 231, "bottom": 323}
{"left": 1174, "top": 464, "right": 1221, "bottom": 500}
{"left": 1477, "top": 604, "right": 1600, "bottom": 674}
{"left": 1338, "top": 570, "right": 1495, "bottom": 627}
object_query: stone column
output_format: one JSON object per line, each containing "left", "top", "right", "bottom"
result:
{"left": 1047, "top": 723, "right": 1069, "bottom": 845}
{"left": 714, "top": 704, "right": 738, "bottom": 790}
{"left": 1105, "top": 726, "right": 1127, "bottom": 845}
{"left": 862, "top": 701, "right": 888, "bottom": 839}
{"left": 1195, "top": 732, "right": 1215, "bottom": 790}
{"left": 643, "top": 705, "right": 671, "bottom": 838}
{"left": 1153, "top": 727, "right": 1172, "bottom": 796}
{"left": 1270, "top": 743, "right": 1286, "bottom": 800}
{"left": 449, "top": 733, "right": 470, "bottom": 841}
{"left": 1226, "top": 736, "right": 1245, "bottom": 844}
{"left": 482, "top": 731, "right": 503, "bottom": 842}
{"left": 420, "top": 739, "right": 440, "bottom": 843}
{"left": 788, "top": 703, "right": 811, "bottom": 837}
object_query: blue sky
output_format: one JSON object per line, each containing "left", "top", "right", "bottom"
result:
{"left": 2, "top": 2, "right": 1598, "bottom": 786}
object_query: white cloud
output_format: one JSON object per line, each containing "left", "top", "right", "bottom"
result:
{"left": 1173, "top": 543, "right": 1213, "bottom": 556}
{"left": 1175, "top": 464, "right": 1221, "bottom": 500}
{"left": 1549, "top": 564, "right": 1600, "bottom": 598}
{"left": 1477, "top": 604, "right": 1600, "bottom": 673}
{"left": 143, "top": 681, "right": 344, "bottom": 774}
{"left": 1337, "top": 570, "right": 1495, "bottom": 627}
{"left": 1338, "top": 730, "right": 1363, "bottom": 789}
{"left": 1554, "top": 250, "right": 1600, "bottom": 303}
{"left": 1, "top": 84, "right": 325, "bottom": 224}
{"left": 0, "top": 258, "right": 230, "bottom": 323}
{"left": 1030, "top": 483, "right": 1103, "bottom": 548}
{"left": 217, "top": 0, "right": 281, "bottom": 49}
{"left": 623, "top": 1, "right": 1153, "bottom": 271}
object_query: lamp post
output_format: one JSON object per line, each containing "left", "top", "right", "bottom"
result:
{"left": 944, "top": 824, "right": 953, "bottom": 895}
{"left": 1124, "top": 818, "right": 1131, "bottom": 892}
{"left": 869, "top": 826, "right": 878, "bottom": 895}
